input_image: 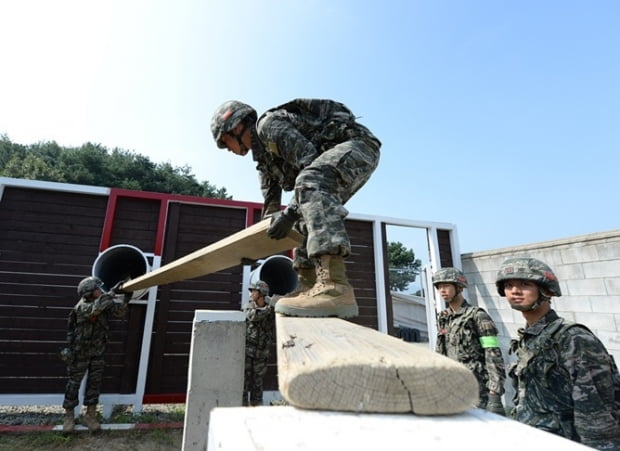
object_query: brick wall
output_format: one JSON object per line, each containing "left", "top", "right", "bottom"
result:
{"left": 461, "top": 229, "right": 620, "bottom": 406}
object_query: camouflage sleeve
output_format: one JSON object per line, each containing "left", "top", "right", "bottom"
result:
{"left": 66, "top": 309, "right": 76, "bottom": 345}
{"left": 75, "top": 293, "right": 117, "bottom": 320}
{"left": 247, "top": 305, "right": 273, "bottom": 323}
{"left": 435, "top": 312, "right": 448, "bottom": 355}
{"left": 560, "top": 327, "right": 620, "bottom": 448}
{"left": 257, "top": 111, "right": 320, "bottom": 170}
{"left": 110, "top": 298, "right": 129, "bottom": 318}
{"left": 259, "top": 170, "right": 282, "bottom": 218}
{"left": 475, "top": 309, "right": 507, "bottom": 395}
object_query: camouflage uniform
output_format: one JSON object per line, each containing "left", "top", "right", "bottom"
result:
{"left": 509, "top": 309, "right": 620, "bottom": 449}
{"left": 253, "top": 99, "right": 381, "bottom": 266}
{"left": 436, "top": 300, "right": 506, "bottom": 409}
{"left": 243, "top": 298, "right": 275, "bottom": 406}
{"left": 62, "top": 291, "right": 128, "bottom": 409}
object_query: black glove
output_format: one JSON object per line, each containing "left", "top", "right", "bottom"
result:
{"left": 486, "top": 392, "right": 506, "bottom": 416}
{"left": 267, "top": 206, "right": 299, "bottom": 240}
{"left": 110, "top": 280, "right": 125, "bottom": 295}
{"left": 123, "top": 292, "right": 133, "bottom": 303}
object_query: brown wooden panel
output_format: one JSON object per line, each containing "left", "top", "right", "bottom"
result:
{"left": 437, "top": 229, "right": 454, "bottom": 267}
{"left": 110, "top": 197, "right": 161, "bottom": 252}
{"left": 144, "top": 203, "right": 247, "bottom": 395}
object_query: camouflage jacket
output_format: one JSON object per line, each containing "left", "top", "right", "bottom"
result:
{"left": 509, "top": 310, "right": 620, "bottom": 449}
{"left": 66, "top": 292, "right": 128, "bottom": 359}
{"left": 436, "top": 300, "right": 506, "bottom": 395}
{"left": 244, "top": 300, "right": 275, "bottom": 359}
{"left": 252, "top": 98, "right": 381, "bottom": 216}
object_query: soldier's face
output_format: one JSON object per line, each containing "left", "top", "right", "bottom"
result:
{"left": 220, "top": 124, "right": 251, "bottom": 156}
{"left": 435, "top": 283, "right": 457, "bottom": 301}
{"left": 249, "top": 289, "right": 259, "bottom": 302}
{"left": 249, "top": 289, "right": 266, "bottom": 306}
{"left": 503, "top": 279, "right": 539, "bottom": 310}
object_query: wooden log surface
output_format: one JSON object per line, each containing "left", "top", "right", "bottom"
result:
{"left": 276, "top": 315, "right": 479, "bottom": 415}
{"left": 122, "top": 219, "right": 302, "bottom": 292}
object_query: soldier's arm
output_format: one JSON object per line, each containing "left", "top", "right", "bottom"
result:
{"left": 77, "top": 293, "right": 117, "bottom": 318}
{"left": 247, "top": 305, "right": 272, "bottom": 323}
{"left": 66, "top": 310, "right": 76, "bottom": 345}
{"left": 476, "top": 309, "right": 507, "bottom": 395}
{"left": 110, "top": 299, "right": 129, "bottom": 318}
{"left": 259, "top": 170, "right": 282, "bottom": 218}
{"left": 563, "top": 328, "right": 620, "bottom": 448}
{"left": 435, "top": 312, "right": 448, "bottom": 355}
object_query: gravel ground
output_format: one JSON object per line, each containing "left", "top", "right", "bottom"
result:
{"left": 0, "top": 403, "right": 185, "bottom": 426}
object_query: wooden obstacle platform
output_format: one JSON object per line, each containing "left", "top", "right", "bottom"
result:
{"left": 119, "top": 218, "right": 478, "bottom": 415}
{"left": 276, "top": 315, "right": 478, "bottom": 415}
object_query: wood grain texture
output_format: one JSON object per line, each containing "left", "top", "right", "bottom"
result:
{"left": 122, "top": 219, "right": 302, "bottom": 292}
{"left": 276, "top": 315, "right": 479, "bottom": 415}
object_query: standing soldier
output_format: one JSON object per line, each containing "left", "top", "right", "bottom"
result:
{"left": 433, "top": 267, "right": 507, "bottom": 415}
{"left": 61, "top": 276, "right": 131, "bottom": 433}
{"left": 211, "top": 99, "right": 381, "bottom": 318}
{"left": 243, "top": 280, "right": 275, "bottom": 406}
{"left": 496, "top": 257, "right": 620, "bottom": 449}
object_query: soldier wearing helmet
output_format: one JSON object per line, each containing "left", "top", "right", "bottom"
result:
{"left": 243, "top": 280, "right": 275, "bottom": 406}
{"left": 211, "top": 99, "right": 381, "bottom": 319}
{"left": 497, "top": 257, "right": 620, "bottom": 449}
{"left": 433, "top": 267, "right": 507, "bottom": 416}
{"left": 61, "top": 276, "right": 132, "bottom": 433}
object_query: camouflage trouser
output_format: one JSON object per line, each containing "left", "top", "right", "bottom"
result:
{"left": 477, "top": 390, "right": 490, "bottom": 410}
{"left": 244, "top": 355, "right": 269, "bottom": 406}
{"left": 293, "top": 138, "right": 380, "bottom": 267}
{"left": 62, "top": 355, "right": 105, "bottom": 409}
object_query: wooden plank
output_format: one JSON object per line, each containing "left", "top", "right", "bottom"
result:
{"left": 276, "top": 315, "right": 479, "bottom": 415}
{"left": 122, "top": 219, "right": 302, "bottom": 292}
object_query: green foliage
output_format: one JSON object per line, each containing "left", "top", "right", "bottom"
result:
{"left": 0, "top": 135, "right": 230, "bottom": 199}
{"left": 387, "top": 241, "right": 422, "bottom": 292}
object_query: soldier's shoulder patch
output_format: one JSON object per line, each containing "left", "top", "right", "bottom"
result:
{"left": 266, "top": 141, "right": 280, "bottom": 156}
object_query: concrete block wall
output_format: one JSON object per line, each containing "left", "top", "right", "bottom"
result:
{"left": 461, "top": 229, "right": 620, "bottom": 406}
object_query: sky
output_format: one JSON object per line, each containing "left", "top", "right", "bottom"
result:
{"left": 1, "top": 0, "right": 619, "bottom": 254}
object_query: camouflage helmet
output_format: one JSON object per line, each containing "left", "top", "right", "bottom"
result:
{"left": 249, "top": 280, "right": 270, "bottom": 296}
{"left": 210, "top": 100, "right": 257, "bottom": 148}
{"left": 495, "top": 257, "right": 562, "bottom": 297}
{"left": 77, "top": 276, "right": 104, "bottom": 297}
{"left": 432, "top": 267, "right": 468, "bottom": 289}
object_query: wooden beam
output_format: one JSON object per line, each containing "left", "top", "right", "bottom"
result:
{"left": 122, "top": 219, "right": 302, "bottom": 292}
{"left": 276, "top": 315, "right": 479, "bottom": 415}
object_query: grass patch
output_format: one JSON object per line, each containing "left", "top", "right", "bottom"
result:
{"left": 108, "top": 405, "right": 185, "bottom": 424}
{"left": 0, "top": 429, "right": 183, "bottom": 451}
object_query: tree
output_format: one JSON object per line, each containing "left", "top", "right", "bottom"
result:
{"left": 0, "top": 135, "right": 231, "bottom": 199}
{"left": 387, "top": 241, "right": 422, "bottom": 292}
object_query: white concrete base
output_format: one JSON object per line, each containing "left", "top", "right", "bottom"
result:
{"left": 182, "top": 310, "right": 245, "bottom": 451}
{"left": 207, "top": 406, "right": 591, "bottom": 450}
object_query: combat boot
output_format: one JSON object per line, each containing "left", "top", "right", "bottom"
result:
{"left": 82, "top": 405, "right": 101, "bottom": 432}
{"left": 62, "top": 408, "right": 75, "bottom": 433}
{"left": 275, "top": 255, "right": 358, "bottom": 318}
{"left": 286, "top": 267, "right": 317, "bottom": 297}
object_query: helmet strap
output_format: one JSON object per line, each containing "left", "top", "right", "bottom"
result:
{"left": 446, "top": 286, "right": 464, "bottom": 308}
{"left": 231, "top": 121, "right": 253, "bottom": 154}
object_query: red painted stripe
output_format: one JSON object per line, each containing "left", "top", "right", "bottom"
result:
{"left": 134, "top": 422, "right": 183, "bottom": 430}
{"left": 142, "top": 393, "right": 186, "bottom": 404}
{"left": 0, "top": 424, "right": 55, "bottom": 432}
{"left": 99, "top": 191, "right": 119, "bottom": 251}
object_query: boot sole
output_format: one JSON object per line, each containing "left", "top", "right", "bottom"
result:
{"left": 275, "top": 303, "right": 358, "bottom": 319}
